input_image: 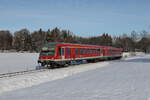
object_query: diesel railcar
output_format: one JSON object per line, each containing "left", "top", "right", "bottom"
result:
{"left": 38, "top": 42, "right": 123, "bottom": 68}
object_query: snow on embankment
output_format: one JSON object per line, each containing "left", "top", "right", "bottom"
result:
{"left": 0, "top": 53, "right": 39, "bottom": 74}
{"left": 0, "top": 62, "right": 109, "bottom": 94}
{"left": 0, "top": 52, "right": 144, "bottom": 74}
{"left": 123, "top": 52, "right": 145, "bottom": 58}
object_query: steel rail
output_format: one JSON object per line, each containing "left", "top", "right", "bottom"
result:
{"left": 0, "top": 69, "right": 49, "bottom": 79}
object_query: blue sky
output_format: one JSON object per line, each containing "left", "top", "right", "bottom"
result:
{"left": 0, "top": 0, "right": 150, "bottom": 36}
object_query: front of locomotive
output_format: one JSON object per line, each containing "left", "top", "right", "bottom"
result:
{"left": 38, "top": 42, "right": 57, "bottom": 66}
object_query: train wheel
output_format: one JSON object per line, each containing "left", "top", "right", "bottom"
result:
{"left": 87, "top": 59, "right": 95, "bottom": 63}
{"left": 65, "top": 61, "right": 71, "bottom": 66}
{"left": 47, "top": 65, "right": 51, "bottom": 69}
{"left": 60, "top": 63, "right": 69, "bottom": 67}
{"left": 41, "top": 63, "right": 45, "bottom": 66}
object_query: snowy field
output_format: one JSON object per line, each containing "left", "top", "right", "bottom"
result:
{"left": 0, "top": 61, "right": 109, "bottom": 94}
{"left": 0, "top": 53, "right": 39, "bottom": 74}
{"left": 0, "top": 52, "right": 144, "bottom": 74}
{"left": 0, "top": 55, "right": 150, "bottom": 100}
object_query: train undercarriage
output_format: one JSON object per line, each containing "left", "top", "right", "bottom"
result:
{"left": 38, "top": 56, "right": 122, "bottom": 69}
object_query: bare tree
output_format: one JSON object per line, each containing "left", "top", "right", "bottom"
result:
{"left": 13, "top": 29, "right": 31, "bottom": 51}
{"left": 0, "top": 30, "right": 13, "bottom": 50}
{"left": 31, "top": 28, "right": 46, "bottom": 52}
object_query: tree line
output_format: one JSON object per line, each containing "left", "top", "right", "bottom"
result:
{"left": 0, "top": 27, "right": 150, "bottom": 53}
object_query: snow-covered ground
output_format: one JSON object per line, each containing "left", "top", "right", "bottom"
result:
{"left": 0, "top": 61, "right": 109, "bottom": 94}
{"left": 122, "top": 52, "right": 145, "bottom": 58}
{"left": 0, "top": 52, "right": 145, "bottom": 94}
{"left": 0, "top": 55, "right": 150, "bottom": 100}
{"left": 0, "top": 53, "right": 39, "bottom": 74}
{"left": 0, "top": 52, "right": 144, "bottom": 74}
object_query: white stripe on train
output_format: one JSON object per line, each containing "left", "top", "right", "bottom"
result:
{"left": 39, "top": 55, "right": 122, "bottom": 62}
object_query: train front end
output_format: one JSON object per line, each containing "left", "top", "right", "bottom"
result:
{"left": 38, "top": 43, "right": 56, "bottom": 67}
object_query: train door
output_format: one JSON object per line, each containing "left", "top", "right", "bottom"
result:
{"left": 75, "top": 48, "right": 79, "bottom": 58}
{"left": 103, "top": 48, "right": 107, "bottom": 56}
{"left": 65, "top": 48, "right": 71, "bottom": 59}
{"left": 72, "top": 48, "right": 76, "bottom": 59}
{"left": 61, "top": 48, "right": 65, "bottom": 59}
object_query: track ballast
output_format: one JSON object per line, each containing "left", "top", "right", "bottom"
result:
{"left": 0, "top": 69, "right": 48, "bottom": 79}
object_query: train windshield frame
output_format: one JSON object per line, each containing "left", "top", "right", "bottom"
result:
{"left": 40, "top": 50, "right": 55, "bottom": 56}
{"left": 40, "top": 43, "right": 56, "bottom": 56}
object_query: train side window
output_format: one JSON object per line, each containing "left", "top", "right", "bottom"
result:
{"left": 61, "top": 48, "right": 64, "bottom": 56}
{"left": 67, "top": 48, "right": 71, "bottom": 56}
{"left": 90, "top": 49, "right": 93, "bottom": 54}
{"left": 86, "top": 48, "right": 88, "bottom": 54}
{"left": 98, "top": 49, "right": 101, "bottom": 53}
{"left": 78, "top": 48, "right": 80, "bottom": 55}
{"left": 109, "top": 50, "right": 112, "bottom": 54}
{"left": 83, "top": 48, "right": 86, "bottom": 55}
{"left": 96, "top": 49, "right": 99, "bottom": 54}
{"left": 77, "top": 48, "right": 80, "bottom": 55}
{"left": 84, "top": 49, "right": 86, "bottom": 55}
{"left": 82, "top": 48, "right": 84, "bottom": 55}
{"left": 92, "top": 49, "right": 94, "bottom": 54}
{"left": 87, "top": 49, "right": 89, "bottom": 54}
{"left": 89, "top": 49, "right": 91, "bottom": 54}
{"left": 94, "top": 49, "right": 96, "bottom": 54}
{"left": 82, "top": 48, "right": 85, "bottom": 55}
{"left": 75, "top": 48, "right": 78, "bottom": 55}
{"left": 81, "top": 48, "right": 83, "bottom": 55}
{"left": 80, "top": 48, "right": 82, "bottom": 55}
{"left": 93, "top": 49, "right": 95, "bottom": 54}
{"left": 95, "top": 49, "right": 97, "bottom": 54}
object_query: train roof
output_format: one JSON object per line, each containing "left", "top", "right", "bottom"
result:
{"left": 43, "top": 42, "right": 122, "bottom": 50}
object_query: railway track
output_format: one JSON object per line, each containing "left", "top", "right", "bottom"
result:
{"left": 0, "top": 58, "right": 124, "bottom": 79}
{"left": 0, "top": 62, "right": 87, "bottom": 79}
{"left": 0, "top": 69, "right": 49, "bottom": 79}
{"left": 0, "top": 61, "right": 90, "bottom": 79}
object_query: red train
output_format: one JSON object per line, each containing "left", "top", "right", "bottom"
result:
{"left": 38, "top": 42, "right": 123, "bottom": 68}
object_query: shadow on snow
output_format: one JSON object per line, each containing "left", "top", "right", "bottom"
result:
{"left": 124, "top": 58, "right": 150, "bottom": 63}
